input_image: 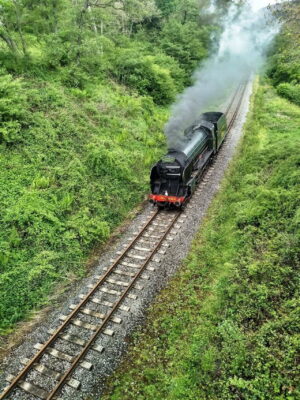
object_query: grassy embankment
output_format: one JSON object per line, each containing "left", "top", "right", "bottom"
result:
{"left": 103, "top": 82, "right": 300, "bottom": 400}
{"left": 0, "top": 76, "right": 167, "bottom": 335}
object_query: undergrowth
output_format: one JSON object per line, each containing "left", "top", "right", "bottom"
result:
{"left": 268, "top": 2, "right": 300, "bottom": 105}
{"left": 0, "top": 0, "right": 222, "bottom": 335}
{"left": 102, "top": 82, "right": 300, "bottom": 400}
{"left": 0, "top": 75, "right": 166, "bottom": 334}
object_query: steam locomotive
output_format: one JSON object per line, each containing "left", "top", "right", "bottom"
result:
{"left": 149, "top": 112, "right": 227, "bottom": 208}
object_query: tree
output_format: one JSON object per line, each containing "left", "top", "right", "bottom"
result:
{"left": 155, "top": 0, "right": 177, "bottom": 17}
{"left": 0, "top": 0, "right": 19, "bottom": 53}
{"left": 159, "top": 19, "right": 211, "bottom": 75}
{"left": 21, "top": 0, "right": 65, "bottom": 35}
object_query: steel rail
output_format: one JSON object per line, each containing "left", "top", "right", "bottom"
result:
{"left": 225, "top": 83, "right": 242, "bottom": 117}
{"left": 226, "top": 82, "right": 248, "bottom": 133}
{"left": 47, "top": 211, "right": 181, "bottom": 399}
{"left": 0, "top": 210, "right": 162, "bottom": 400}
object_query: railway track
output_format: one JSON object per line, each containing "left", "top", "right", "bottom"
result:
{"left": 0, "top": 81, "right": 249, "bottom": 400}
{"left": 225, "top": 82, "right": 248, "bottom": 131}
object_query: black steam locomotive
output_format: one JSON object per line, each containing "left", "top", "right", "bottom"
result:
{"left": 149, "top": 112, "right": 227, "bottom": 208}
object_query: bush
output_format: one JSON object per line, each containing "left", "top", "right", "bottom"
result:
{"left": 145, "top": 54, "right": 186, "bottom": 92}
{"left": 277, "top": 82, "right": 300, "bottom": 106}
{"left": 158, "top": 20, "right": 211, "bottom": 76}
{"left": 268, "top": 3, "right": 300, "bottom": 106}
{"left": 42, "top": 33, "right": 78, "bottom": 68}
{"left": 0, "top": 72, "right": 28, "bottom": 144}
{"left": 143, "top": 61, "right": 177, "bottom": 104}
{"left": 59, "top": 65, "right": 90, "bottom": 89}
{"left": 111, "top": 49, "right": 180, "bottom": 104}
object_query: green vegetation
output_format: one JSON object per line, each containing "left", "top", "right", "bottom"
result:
{"left": 269, "top": 1, "right": 300, "bottom": 105}
{"left": 0, "top": 75, "right": 166, "bottom": 334}
{"left": 102, "top": 83, "right": 300, "bottom": 400}
{"left": 0, "top": 1, "right": 229, "bottom": 333}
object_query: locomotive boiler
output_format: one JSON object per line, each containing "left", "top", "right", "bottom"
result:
{"left": 149, "top": 112, "right": 227, "bottom": 208}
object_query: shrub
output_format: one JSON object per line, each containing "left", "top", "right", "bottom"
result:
{"left": 143, "top": 62, "right": 177, "bottom": 104}
{"left": 267, "top": 2, "right": 300, "bottom": 106}
{"left": 60, "top": 65, "right": 90, "bottom": 89}
{"left": 111, "top": 49, "right": 178, "bottom": 104}
{"left": 159, "top": 20, "right": 211, "bottom": 76}
{"left": 42, "top": 33, "right": 77, "bottom": 68}
{"left": 277, "top": 82, "right": 300, "bottom": 106}
{"left": 0, "top": 72, "right": 28, "bottom": 144}
{"left": 145, "top": 54, "right": 186, "bottom": 92}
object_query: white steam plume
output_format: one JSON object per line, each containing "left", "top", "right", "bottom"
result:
{"left": 165, "top": 2, "right": 280, "bottom": 149}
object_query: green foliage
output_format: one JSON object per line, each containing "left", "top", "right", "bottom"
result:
{"left": 0, "top": 0, "right": 229, "bottom": 334}
{"left": 268, "top": 2, "right": 300, "bottom": 105}
{"left": 155, "top": 0, "right": 177, "bottom": 17}
{"left": 102, "top": 84, "right": 300, "bottom": 400}
{"left": 0, "top": 72, "right": 27, "bottom": 144}
{"left": 0, "top": 0, "right": 220, "bottom": 95}
{"left": 112, "top": 50, "right": 181, "bottom": 104}
{"left": 277, "top": 82, "right": 300, "bottom": 106}
{"left": 159, "top": 20, "right": 211, "bottom": 72}
{"left": 0, "top": 77, "right": 166, "bottom": 333}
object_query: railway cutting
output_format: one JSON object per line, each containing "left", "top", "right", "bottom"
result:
{"left": 0, "top": 81, "right": 250, "bottom": 400}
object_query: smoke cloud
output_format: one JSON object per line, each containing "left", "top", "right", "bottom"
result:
{"left": 165, "top": 1, "right": 280, "bottom": 149}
